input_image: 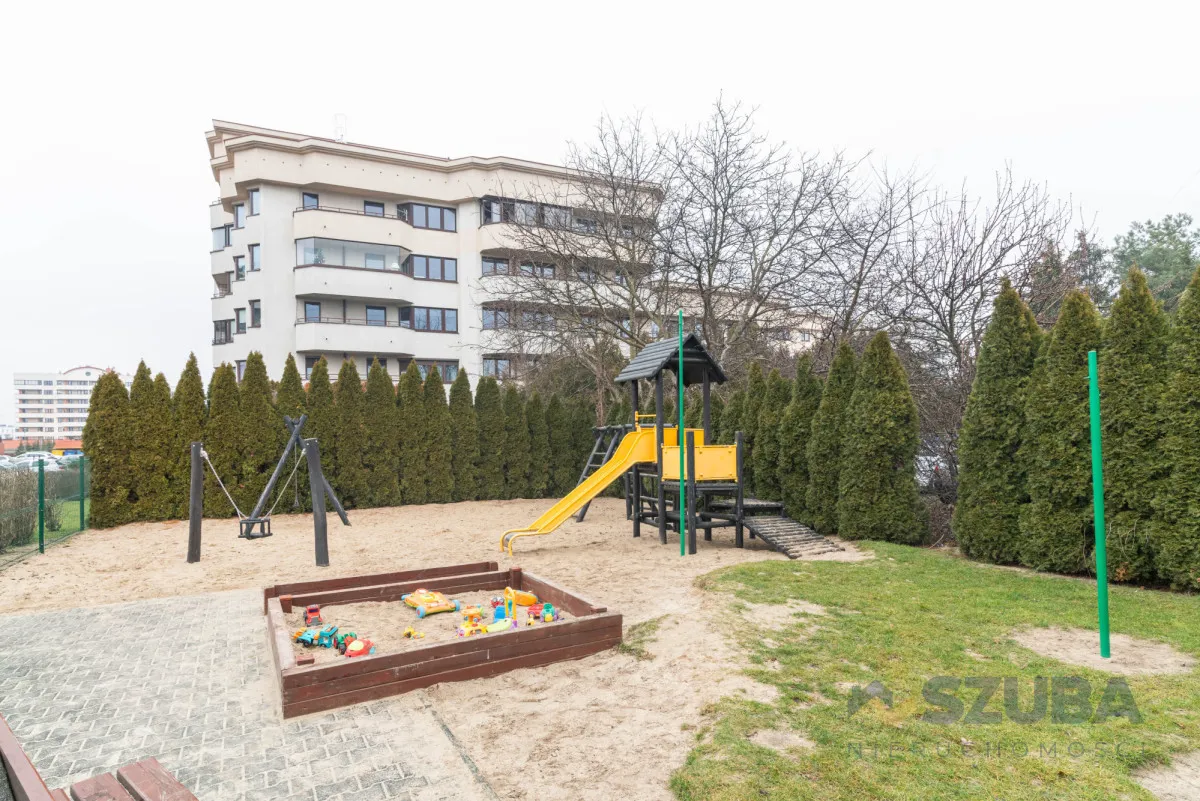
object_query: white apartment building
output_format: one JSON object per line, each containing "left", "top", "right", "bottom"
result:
{"left": 13, "top": 366, "right": 133, "bottom": 440}
{"left": 207, "top": 121, "right": 592, "bottom": 387}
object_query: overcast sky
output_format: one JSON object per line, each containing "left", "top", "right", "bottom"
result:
{"left": 2, "top": 0, "right": 1198, "bottom": 422}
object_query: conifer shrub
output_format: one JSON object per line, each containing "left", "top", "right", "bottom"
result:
{"left": 363, "top": 359, "right": 400, "bottom": 507}
{"left": 806, "top": 343, "right": 858, "bottom": 534}
{"left": 448, "top": 370, "right": 480, "bottom": 502}
{"left": 240, "top": 353, "right": 279, "bottom": 511}
{"left": 170, "top": 354, "right": 207, "bottom": 518}
{"left": 777, "top": 354, "right": 823, "bottom": 521}
{"left": 502, "top": 385, "right": 531, "bottom": 499}
{"left": 752, "top": 370, "right": 791, "bottom": 501}
{"left": 474, "top": 377, "right": 506, "bottom": 500}
{"left": 129, "top": 362, "right": 172, "bottom": 520}
{"left": 546, "top": 393, "right": 574, "bottom": 495}
{"left": 397, "top": 361, "right": 427, "bottom": 505}
{"left": 526, "top": 392, "right": 551, "bottom": 498}
{"left": 423, "top": 367, "right": 455, "bottom": 503}
{"left": 203, "top": 364, "right": 242, "bottom": 517}
{"left": 82, "top": 370, "right": 134, "bottom": 527}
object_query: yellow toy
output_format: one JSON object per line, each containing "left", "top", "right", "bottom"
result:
{"left": 457, "top": 621, "right": 487, "bottom": 637}
{"left": 504, "top": 587, "right": 539, "bottom": 607}
{"left": 461, "top": 605, "right": 485, "bottom": 625}
{"left": 402, "top": 627, "right": 425, "bottom": 639}
{"left": 401, "top": 589, "right": 461, "bottom": 619}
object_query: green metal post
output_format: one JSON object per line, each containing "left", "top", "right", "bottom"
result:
{"left": 1088, "top": 350, "right": 1111, "bottom": 659}
{"left": 37, "top": 459, "right": 45, "bottom": 554}
{"left": 678, "top": 309, "right": 686, "bottom": 557}
{"left": 79, "top": 457, "right": 87, "bottom": 531}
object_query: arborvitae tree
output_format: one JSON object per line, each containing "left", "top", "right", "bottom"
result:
{"left": 502, "top": 386, "right": 531, "bottom": 499}
{"left": 953, "top": 280, "right": 1042, "bottom": 564}
{"left": 606, "top": 395, "right": 632, "bottom": 427}
{"left": 806, "top": 343, "right": 858, "bottom": 534}
{"left": 752, "top": 370, "right": 791, "bottom": 501}
{"left": 333, "top": 360, "right": 370, "bottom": 507}
{"left": 719, "top": 390, "right": 746, "bottom": 445}
{"left": 203, "top": 364, "right": 242, "bottom": 517}
{"left": 83, "top": 370, "right": 134, "bottom": 527}
{"left": 423, "top": 367, "right": 454, "bottom": 503}
{"left": 1152, "top": 268, "right": 1200, "bottom": 590}
{"left": 837, "top": 332, "right": 927, "bottom": 543}
{"left": 708, "top": 394, "right": 725, "bottom": 442}
{"left": 1094, "top": 268, "right": 1169, "bottom": 581}
{"left": 305, "top": 357, "right": 336, "bottom": 508}
{"left": 449, "top": 370, "right": 479, "bottom": 501}
{"left": 363, "top": 359, "right": 400, "bottom": 507}
{"left": 275, "top": 354, "right": 308, "bottom": 511}
{"left": 475, "top": 376, "right": 506, "bottom": 500}
{"left": 170, "top": 354, "right": 207, "bottom": 518}
{"left": 569, "top": 399, "right": 596, "bottom": 477}
{"left": 546, "top": 394, "right": 575, "bottom": 495}
{"left": 526, "top": 392, "right": 551, "bottom": 498}
{"left": 1017, "top": 291, "right": 1103, "bottom": 573}
{"left": 741, "top": 363, "right": 767, "bottom": 491}
{"left": 129, "top": 362, "right": 169, "bottom": 520}
{"left": 397, "top": 360, "right": 427, "bottom": 505}
{"left": 239, "top": 353, "right": 279, "bottom": 512}
{"left": 778, "top": 354, "right": 823, "bottom": 522}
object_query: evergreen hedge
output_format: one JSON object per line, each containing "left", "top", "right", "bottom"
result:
{"left": 275, "top": 354, "right": 309, "bottom": 511}
{"left": 423, "top": 367, "right": 455, "bottom": 503}
{"left": 740, "top": 363, "right": 766, "bottom": 492}
{"left": 82, "top": 370, "right": 133, "bottom": 528}
{"left": 752, "top": 369, "right": 791, "bottom": 501}
{"left": 240, "top": 353, "right": 279, "bottom": 511}
{"left": 546, "top": 394, "right": 575, "bottom": 495}
{"left": 1017, "top": 291, "right": 1103, "bottom": 573}
{"left": 170, "top": 354, "right": 207, "bottom": 518}
{"left": 953, "top": 280, "right": 1041, "bottom": 563}
{"left": 502, "top": 385, "right": 531, "bottom": 499}
{"left": 1152, "top": 268, "right": 1200, "bottom": 590}
{"left": 526, "top": 392, "right": 551, "bottom": 498}
{"left": 129, "top": 362, "right": 172, "bottom": 520}
{"left": 836, "top": 332, "right": 927, "bottom": 544}
{"left": 397, "top": 361, "right": 427, "bottom": 505}
{"left": 1098, "top": 269, "right": 1168, "bottom": 582}
{"left": 362, "top": 359, "right": 400, "bottom": 508}
{"left": 475, "top": 377, "right": 506, "bottom": 500}
{"left": 777, "top": 354, "right": 823, "bottom": 522}
{"left": 718, "top": 390, "right": 745, "bottom": 445}
{"left": 449, "top": 370, "right": 480, "bottom": 502}
{"left": 330, "top": 360, "right": 368, "bottom": 508}
{"left": 806, "top": 343, "right": 858, "bottom": 534}
{"left": 203, "top": 364, "right": 242, "bottom": 517}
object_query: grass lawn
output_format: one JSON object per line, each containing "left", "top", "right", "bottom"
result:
{"left": 673, "top": 543, "right": 1200, "bottom": 800}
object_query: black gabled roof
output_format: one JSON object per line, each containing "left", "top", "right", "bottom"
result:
{"left": 614, "top": 333, "right": 727, "bottom": 386}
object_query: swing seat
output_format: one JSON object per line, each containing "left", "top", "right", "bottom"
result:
{"left": 240, "top": 517, "right": 272, "bottom": 539}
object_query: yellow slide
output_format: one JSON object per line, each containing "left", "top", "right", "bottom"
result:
{"left": 501, "top": 428, "right": 658, "bottom": 555}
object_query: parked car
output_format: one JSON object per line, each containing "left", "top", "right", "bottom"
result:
{"left": 8, "top": 454, "right": 59, "bottom": 471}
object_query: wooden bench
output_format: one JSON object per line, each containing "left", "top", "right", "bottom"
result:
{"left": 0, "top": 715, "right": 194, "bottom": 801}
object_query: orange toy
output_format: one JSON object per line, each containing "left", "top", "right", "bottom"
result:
{"left": 401, "top": 589, "right": 461, "bottom": 619}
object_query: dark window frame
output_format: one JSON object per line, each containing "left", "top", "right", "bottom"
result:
{"left": 406, "top": 202, "right": 457, "bottom": 232}
{"left": 404, "top": 254, "right": 458, "bottom": 283}
{"left": 235, "top": 307, "right": 247, "bottom": 334}
{"left": 234, "top": 255, "right": 246, "bottom": 280}
{"left": 302, "top": 192, "right": 319, "bottom": 210}
{"left": 482, "top": 357, "right": 512, "bottom": 378}
{"left": 365, "top": 305, "right": 387, "bottom": 327}
{"left": 248, "top": 188, "right": 260, "bottom": 216}
{"left": 364, "top": 200, "right": 385, "bottom": 217}
{"left": 233, "top": 203, "right": 246, "bottom": 229}
{"left": 304, "top": 301, "right": 322, "bottom": 323}
{"left": 304, "top": 355, "right": 320, "bottom": 379}
{"left": 481, "top": 256, "right": 509, "bottom": 276}
{"left": 248, "top": 243, "right": 261, "bottom": 271}
{"left": 398, "top": 305, "right": 458, "bottom": 333}
{"left": 249, "top": 299, "right": 261, "bottom": 328}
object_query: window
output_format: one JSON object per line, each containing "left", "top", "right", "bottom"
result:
{"left": 364, "top": 201, "right": 384, "bottom": 217}
{"left": 234, "top": 255, "right": 245, "bottom": 280}
{"left": 405, "top": 255, "right": 458, "bottom": 282}
{"left": 214, "top": 319, "right": 233, "bottom": 345}
{"left": 542, "top": 205, "right": 571, "bottom": 228}
{"left": 482, "top": 257, "right": 509, "bottom": 276}
{"left": 574, "top": 216, "right": 598, "bottom": 234}
{"left": 397, "top": 204, "right": 409, "bottom": 222}
{"left": 481, "top": 199, "right": 502, "bottom": 224}
{"left": 521, "top": 310, "right": 554, "bottom": 330}
{"left": 366, "top": 306, "right": 387, "bottom": 326}
{"left": 483, "top": 358, "right": 511, "bottom": 378}
{"left": 519, "top": 262, "right": 555, "bottom": 279}
{"left": 295, "top": 238, "right": 403, "bottom": 271}
{"left": 236, "top": 360, "right": 247, "bottom": 381}
{"left": 482, "top": 309, "right": 509, "bottom": 329}
{"left": 249, "top": 299, "right": 261, "bottom": 328}
{"left": 302, "top": 192, "right": 319, "bottom": 210}
{"left": 235, "top": 308, "right": 247, "bottom": 334}
{"left": 401, "top": 306, "right": 457, "bottom": 332}
{"left": 248, "top": 244, "right": 261, "bottom": 271}
{"left": 365, "top": 356, "right": 388, "bottom": 372}
{"left": 211, "top": 225, "right": 231, "bottom": 251}
{"left": 248, "top": 188, "right": 260, "bottom": 215}
{"left": 408, "top": 203, "right": 456, "bottom": 231}
{"left": 304, "top": 301, "right": 321, "bottom": 323}
{"left": 414, "top": 361, "right": 459, "bottom": 382}
{"left": 234, "top": 204, "right": 245, "bottom": 229}
{"left": 305, "top": 356, "right": 319, "bottom": 379}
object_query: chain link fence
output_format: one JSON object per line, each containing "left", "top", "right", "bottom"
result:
{"left": 0, "top": 458, "right": 89, "bottom": 572}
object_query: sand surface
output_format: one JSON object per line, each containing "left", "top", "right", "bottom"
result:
{"left": 0, "top": 498, "right": 867, "bottom": 799}
{"left": 1011, "top": 627, "right": 1197, "bottom": 676}
{"left": 285, "top": 591, "right": 572, "bottom": 665}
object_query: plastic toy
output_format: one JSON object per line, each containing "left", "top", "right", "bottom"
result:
{"left": 542, "top": 603, "right": 557, "bottom": 623}
{"left": 336, "top": 632, "right": 358, "bottom": 654}
{"left": 457, "top": 621, "right": 487, "bottom": 637}
{"left": 401, "top": 589, "right": 461, "bottom": 619}
{"left": 402, "top": 627, "right": 425, "bottom": 639}
{"left": 486, "top": 619, "right": 517, "bottom": 634}
{"left": 493, "top": 604, "right": 507, "bottom": 622}
{"left": 461, "top": 605, "right": 484, "bottom": 625}
{"left": 304, "top": 605, "right": 323, "bottom": 627}
{"left": 527, "top": 603, "right": 545, "bottom": 618}
{"left": 344, "top": 637, "right": 376, "bottom": 657}
{"left": 317, "top": 625, "right": 339, "bottom": 648}
{"left": 505, "top": 587, "right": 539, "bottom": 607}
{"left": 293, "top": 628, "right": 319, "bottom": 646}
{"left": 489, "top": 596, "right": 504, "bottom": 609}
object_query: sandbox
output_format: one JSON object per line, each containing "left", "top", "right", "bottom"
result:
{"left": 263, "top": 561, "right": 622, "bottom": 718}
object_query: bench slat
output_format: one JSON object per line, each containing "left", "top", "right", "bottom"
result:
{"left": 68, "top": 774, "right": 135, "bottom": 801}
{"left": 116, "top": 758, "right": 197, "bottom": 801}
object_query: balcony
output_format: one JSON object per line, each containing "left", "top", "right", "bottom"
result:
{"left": 293, "top": 206, "right": 413, "bottom": 248}
{"left": 294, "top": 263, "right": 414, "bottom": 303}
{"left": 294, "top": 318, "right": 459, "bottom": 360}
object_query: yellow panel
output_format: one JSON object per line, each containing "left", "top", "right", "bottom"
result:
{"left": 662, "top": 444, "right": 738, "bottom": 482}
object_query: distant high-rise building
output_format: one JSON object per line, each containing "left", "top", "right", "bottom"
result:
{"left": 13, "top": 366, "right": 132, "bottom": 440}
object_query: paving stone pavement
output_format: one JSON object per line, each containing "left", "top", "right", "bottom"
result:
{"left": 0, "top": 589, "right": 493, "bottom": 801}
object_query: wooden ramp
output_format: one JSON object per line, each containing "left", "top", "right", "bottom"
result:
{"left": 741, "top": 515, "right": 843, "bottom": 559}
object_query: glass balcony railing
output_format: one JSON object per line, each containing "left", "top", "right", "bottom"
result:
{"left": 295, "top": 237, "right": 405, "bottom": 272}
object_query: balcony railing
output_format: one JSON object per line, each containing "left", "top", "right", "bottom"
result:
{"left": 296, "top": 315, "right": 404, "bottom": 328}
{"left": 212, "top": 286, "right": 232, "bottom": 299}
{"left": 294, "top": 204, "right": 406, "bottom": 221}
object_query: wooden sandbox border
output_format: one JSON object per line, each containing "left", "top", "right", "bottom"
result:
{"left": 263, "top": 561, "right": 623, "bottom": 718}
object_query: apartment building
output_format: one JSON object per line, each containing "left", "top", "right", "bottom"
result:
{"left": 207, "top": 120, "right": 599, "bottom": 387}
{"left": 13, "top": 366, "right": 133, "bottom": 440}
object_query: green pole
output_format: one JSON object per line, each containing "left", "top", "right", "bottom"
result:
{"left": 1088, "top": 350, "right": 1111, "bottom": 659}
{"left": 79, "top": 457, "right": 87, "bottom": 531}
{"left": 678, "top": 309, "right": 686, "bottom": 557}
{"left": 37, "top": 459, "right": 45, "bottom": 554}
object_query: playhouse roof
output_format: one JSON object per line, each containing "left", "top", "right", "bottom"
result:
{"left": 614, "top": 334, "right": 727, "bottom": 387}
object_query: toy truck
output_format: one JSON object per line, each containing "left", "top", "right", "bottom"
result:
{"left": 317, "top": 625, "right": 339, "bottom": 648}
{"left": 304, "top": 605, "right": 322, "bottom": 627}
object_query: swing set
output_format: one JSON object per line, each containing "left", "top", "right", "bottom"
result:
{"left": 185, "top": 414, "right": 349, "bottom": 567}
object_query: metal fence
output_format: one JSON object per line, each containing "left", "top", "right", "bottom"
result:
{"left": 0, "top": 458, "right": 89, "bottom": 571}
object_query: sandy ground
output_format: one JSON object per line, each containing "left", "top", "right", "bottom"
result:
{"left": 1011, "top": 627, "right": 1197, "bottom": 676}
{"left": 1136, "top": 751, "right": 1200, "bottom": 800}
{"left": 0, "top": 498, "right": 867, "bottom": 800}
{"left": 285, "top": 592, "right": 572, "bottom": 666}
